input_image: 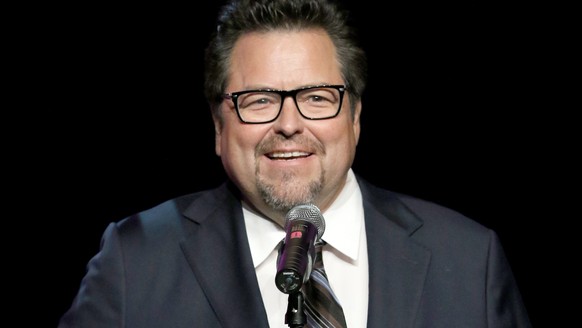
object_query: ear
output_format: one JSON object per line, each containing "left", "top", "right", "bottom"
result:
{"left": 211, "top": 110, "right": 223, "bottom": 157}
{"left": 352, "top": 100, "right": 362, "bottom": 145}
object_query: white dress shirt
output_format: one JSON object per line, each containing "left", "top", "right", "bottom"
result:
{"left": 244, "top": 169, "right": 369, "bottom": 327}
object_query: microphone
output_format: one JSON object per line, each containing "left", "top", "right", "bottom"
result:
{"left": 275, "top": 203, "right": 325, "bottom": 294}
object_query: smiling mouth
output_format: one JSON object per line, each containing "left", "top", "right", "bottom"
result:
{"left": 266, "top": 151, "right": 311, "bottom": 160}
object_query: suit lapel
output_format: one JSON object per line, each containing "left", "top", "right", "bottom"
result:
{"left": 178, "top": 183, "right": 270, "bottom": 327}
{"left": 359, "top": 179, "right": 431, "bottom": 328}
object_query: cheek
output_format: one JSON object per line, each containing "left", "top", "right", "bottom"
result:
{"left": 219, "top": 123, "right": 267, "bottom": 163}
{"left": 325, "top": 119, "right": 358, "bottom": 146}
{"left": 219, "top": 126, "right": 252, "bottom": 180}
{"left": 318, "top": 119, "right": 359, "bottom": 166}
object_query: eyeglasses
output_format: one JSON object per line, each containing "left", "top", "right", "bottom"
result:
{"left": 222, "top": 84, "right": 346, "bottom": 124}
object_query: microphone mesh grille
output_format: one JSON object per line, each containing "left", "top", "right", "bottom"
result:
{"left": 285, "top": 203, "right": 325, "bottom": 240}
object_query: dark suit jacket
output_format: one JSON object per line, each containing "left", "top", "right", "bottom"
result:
{"left": 59, "top": 176, "right": 531, "bottom": 327}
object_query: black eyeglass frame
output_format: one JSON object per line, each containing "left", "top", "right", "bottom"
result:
{"left": 222, "top": 84, "right": 347, "bottom": 124}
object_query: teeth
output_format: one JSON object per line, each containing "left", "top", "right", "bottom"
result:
{"left": 270, "top": 151, "right": 309, "bottom": 158}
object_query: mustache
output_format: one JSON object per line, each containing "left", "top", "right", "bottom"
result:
{"left": 256, "top": 134, "right": 325, "bottom": 156}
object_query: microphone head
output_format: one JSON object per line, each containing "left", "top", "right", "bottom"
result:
{"left": 275, "top": 203, "right": 326, "bottom": 293}
{"left": 285, "top": 203, "right": 325, "bottom": 241}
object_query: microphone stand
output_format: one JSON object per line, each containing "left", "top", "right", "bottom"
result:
{"left": 285, "top": 292, "right": 306, "bottom": 327}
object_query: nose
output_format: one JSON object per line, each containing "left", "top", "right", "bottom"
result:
{"left": 272, "top": 96, "right": 304, "bottom": 136}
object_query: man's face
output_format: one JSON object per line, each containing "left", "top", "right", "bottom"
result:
{"left": 214, "top": 29, "right": 361, "bottom": 223}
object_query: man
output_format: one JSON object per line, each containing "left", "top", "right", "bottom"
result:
{"left": 59, "top": 0, "right": 531, "bottom": 327}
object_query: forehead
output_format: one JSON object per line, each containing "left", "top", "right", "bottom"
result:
{"left": 228, "top": 29, "right": 342, "bottom": 90}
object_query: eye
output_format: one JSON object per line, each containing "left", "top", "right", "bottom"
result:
{"left": 238, "top": 92, "right": 280, "bottom": 110}
{"left": 298, "top": 88, "right": 339, "bottom": 107}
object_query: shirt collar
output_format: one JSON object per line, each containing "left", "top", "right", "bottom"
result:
{"left": 319, "top": 169, "right": 363, "bottom": 261}
{"left": 243, "top": 202, "right": 286, "bottom": 269}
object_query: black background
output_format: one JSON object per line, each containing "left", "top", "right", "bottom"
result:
{"left": 25, "top": 1, "right": 570, "bottom": 326}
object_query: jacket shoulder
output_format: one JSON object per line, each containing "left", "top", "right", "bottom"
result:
{"left": 356, "top": 175, "right": 491, "bottom": 239}
{"left": 113, "top": 182, "right": 235, "bottom": 240}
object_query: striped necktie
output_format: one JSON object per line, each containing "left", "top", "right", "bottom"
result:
{"left": 302, "top": 241, "right": 347, "bottom": 328}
